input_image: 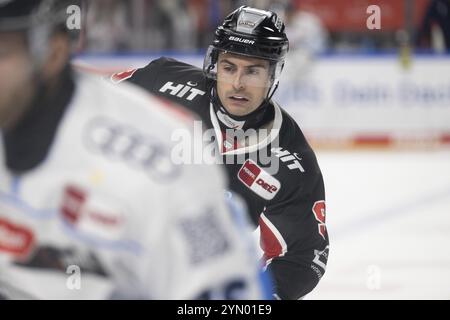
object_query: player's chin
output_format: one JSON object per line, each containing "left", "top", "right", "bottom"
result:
{"left": 225, "top": 101, "right": 254, "bottom": 116}
{"left": 227, "top": 107, "right": 250, "bottom": 117}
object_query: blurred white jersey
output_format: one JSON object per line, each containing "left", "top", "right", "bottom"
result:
{"left": 0, "top": 72, "right": 266, "bottom": 299}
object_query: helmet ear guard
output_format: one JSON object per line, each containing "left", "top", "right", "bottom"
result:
{"left": 267, "top": 60, "right": 285, "bottom": 100}
{"left": 203, "top": 46, "right": 219, "bottom": 80}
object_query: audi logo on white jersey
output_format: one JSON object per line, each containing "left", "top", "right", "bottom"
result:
{"left": 83, "top": 117, "right": 180, "bottom": 181}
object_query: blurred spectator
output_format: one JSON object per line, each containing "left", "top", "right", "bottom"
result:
{"left": 156, "top": 0, "right": 197, "bottom": 50}
{"left": 80, "top": 0, "right": 438, "bottom": 54}
{"left": 276, "top": 2, "right": 329, "bottom": 80}
{"left": 187, "top": 0, "right": 210, "bottom": 48}
{"left": 128, "top": 0, "right": 198, "bottom": 52}
{"left": 85, "top": 0, "right": 131, "bottom": 52}
{"left": 284, "top": 8, "right": 329, "bottom": 54}
{"left": 417, "top": 0, "right": 450, "bottom": 52}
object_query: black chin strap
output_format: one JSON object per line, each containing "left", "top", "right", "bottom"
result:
{"left": 210, "top": 85, "right": 275, "bottom": 131}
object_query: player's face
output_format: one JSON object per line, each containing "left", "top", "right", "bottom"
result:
{"left": 0, "top": 31, "right": 36, "bottom": 129}
{"left": 216, "top": 52, "right": 271, "bottom": 116}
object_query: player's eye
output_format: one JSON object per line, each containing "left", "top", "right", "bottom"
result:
{"left": 223, "top": 65, "right": 235, "bottom": 72}
{"left": 246, "top": 68, "right": 260, "bottom": 76}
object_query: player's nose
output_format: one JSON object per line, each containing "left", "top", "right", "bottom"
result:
{"left": 232, "top": 69, "right": 245, "bottom": 90}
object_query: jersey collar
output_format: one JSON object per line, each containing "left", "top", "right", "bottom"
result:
{"left": 209, "top": 101, "right": 283, "bottom": 155}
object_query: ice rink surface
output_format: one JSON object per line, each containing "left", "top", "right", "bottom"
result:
{"left": 304, "top": 149, "right": 450, "bottom": 299}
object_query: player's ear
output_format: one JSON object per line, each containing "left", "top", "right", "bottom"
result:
{"left": 41, "top": 31, "right": 70, "bottom": 81}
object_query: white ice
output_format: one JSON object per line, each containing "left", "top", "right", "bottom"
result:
{"left": 305, "top": 149, "right": 450, "bottom": 299}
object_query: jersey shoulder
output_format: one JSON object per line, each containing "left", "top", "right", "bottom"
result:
{"left": 124, "top": 57, "right": 210, "bottom": 117}
{"left": 271, "top": 107, "right": 323, "bottom": 197}
{"left": 151, "top": 56, "right": 205, "bottom": 77}
{"left": 128, "top": 57, "right": 206, "bottom": 88}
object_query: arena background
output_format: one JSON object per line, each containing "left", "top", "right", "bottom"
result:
{"left": 73, "top": 0, "right": 450, "bottom": 299}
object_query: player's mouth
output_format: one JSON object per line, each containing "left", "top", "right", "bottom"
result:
{"left": 228, "top": 95, "right": 250, "bottom": 105}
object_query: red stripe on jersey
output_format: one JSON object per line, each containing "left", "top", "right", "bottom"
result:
{"left": 221, "top": 129, "right": 243, "bottom": 153}
{"left": 110, "top": 69, "right": 138, "bottom": 83}
{"left": 259, "top": 215, "right": 285, "bottom": 263}
{"left": 0, "top": 218, "right": 35, "bottom": 258}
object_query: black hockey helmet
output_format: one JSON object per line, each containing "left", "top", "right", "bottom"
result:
{"left": 0, "top": 0, "right": 69, "bottom": 31}
{"left": 204, "top": 6, "right": 289, "bottom": 97}
{"left": 0, "top": 0, "right": 74, "bottom": 66}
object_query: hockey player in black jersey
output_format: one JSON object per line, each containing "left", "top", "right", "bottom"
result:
{"left": 114, "top": 6, "right": 329, "bottom": 300}
{"left": 0, "top": 0, "right": 267, "bottom": 300}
